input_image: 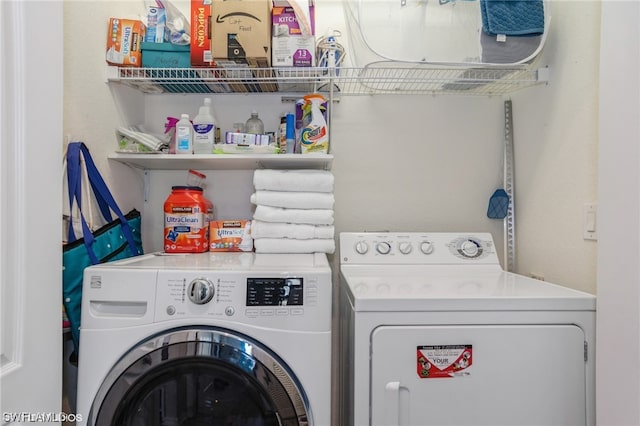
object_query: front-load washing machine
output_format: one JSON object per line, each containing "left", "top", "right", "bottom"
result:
{"left": 339, "top": 232, "right": 596, "bottom": 426}
{"left": 76, "top": 251, "right": 331, "bottom": 426}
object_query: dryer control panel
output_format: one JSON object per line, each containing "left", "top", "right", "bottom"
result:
{"left": 340, "top": 232, "right": 500, "bottom": 265}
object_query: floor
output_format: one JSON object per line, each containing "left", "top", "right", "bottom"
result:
{"left": 62, "top": 332, "right": 77, "bottom": 426}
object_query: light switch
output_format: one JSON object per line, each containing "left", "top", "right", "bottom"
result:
{"left": 583, "top": 203, "right": 597, "bottom": 240}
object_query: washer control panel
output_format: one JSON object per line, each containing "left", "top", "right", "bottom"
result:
{"left": 340, "top": 232, "right": 499, "bottom": 265}
{"left": 153, "top": 272, "right": 327, "bottom": 330}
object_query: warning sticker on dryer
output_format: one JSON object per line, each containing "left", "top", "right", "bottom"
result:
{"left": 417, "top": 345, "right": 472, "bottom": 378}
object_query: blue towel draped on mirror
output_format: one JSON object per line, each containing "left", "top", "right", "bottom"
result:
{"left": 480, "top": 0, "right": 544, "bottom": 36}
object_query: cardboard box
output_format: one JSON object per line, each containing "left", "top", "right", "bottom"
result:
{"left": 271, "top": 0, "right": 315, "bottom": 67}
{"left": 210, "top": 0, "right": 271, "bottom": 65}
{"left": 210, "top": 220, "right": 253, "bottom": 252}
{"left": 191, "top": 0, "right": 215, "bottom": 66}
{"left": 225, "top": 132, "right": 271, "bottom": 145}
{"left": 106, "top": 18, "right": 145, "bottom": 67}
{"left": 141, "top": 42, "right": 190, "bottom": 68}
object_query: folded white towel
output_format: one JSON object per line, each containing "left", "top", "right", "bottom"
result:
{"left": 250, "top": 191, "right": 335, "bottom": 210}
{"left": 254, "top": 238, "right": 335, "bottom": 254}
{"left": 253, "top": 169, "right": 334, "bottom": 193}
{"left": 253, "top": 205, "right": 334, "bottom": 225}
{"left": 251, "top": 220, "right": 334, "bottom": 240}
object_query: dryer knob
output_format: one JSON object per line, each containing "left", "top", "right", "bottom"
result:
{"left": 398, "top": 242, "right": 413, "bottom": 254}
{"left": 188, "top": 278, "right": 215, "bottom": 305}
{"left": 420, "top": 241, "right": 434, "bottom": 255}
{"left": 460, "top": 239, "right": 480, "bottom": 258}
{"left": 355, "top": 241, "right": 369, "bottom": 255}
{"left": 376, "top": 241, "right": 392, "bottom": 255}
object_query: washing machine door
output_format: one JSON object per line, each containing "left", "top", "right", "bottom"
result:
{"left": 89, "top": 327, "right": 311, "bottom": 426}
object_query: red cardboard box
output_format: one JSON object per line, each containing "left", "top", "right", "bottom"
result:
{"left": 191, "top": 0, "right": 215, "bottom": 66}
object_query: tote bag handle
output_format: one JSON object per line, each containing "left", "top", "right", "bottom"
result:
{"left": 65, "top": 142, "right": 141, "bottom": 264}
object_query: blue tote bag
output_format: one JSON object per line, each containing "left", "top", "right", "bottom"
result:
{"left": 63, "top": 142, "right": 143, "bottom": 352}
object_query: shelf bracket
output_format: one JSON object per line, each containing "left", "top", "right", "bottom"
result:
{"left": 144, "top": 169, "right": 150, "bottom": 203}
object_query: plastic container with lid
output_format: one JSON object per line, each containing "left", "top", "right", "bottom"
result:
{"left": 164, "top": 186, "right": 212, "bottom": 253}
{"left": 187, "top": 169, "right": 207, "bottom": 188}
{"left": 245, "top": 110, "right": 265, "bottom": 134}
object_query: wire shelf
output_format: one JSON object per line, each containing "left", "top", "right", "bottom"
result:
{"left": 108, "top": 64, "right": 548, "bottom": 97}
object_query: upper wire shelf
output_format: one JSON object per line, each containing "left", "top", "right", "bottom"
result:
{"left": 106, "top": 64, "right": 549, "bottom": 97}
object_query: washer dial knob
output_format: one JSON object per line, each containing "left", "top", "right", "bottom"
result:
{"left": 398, "top": 242, "right": 413, "bottom": 254}
{"left": 188, "top": 278, "right": 215, "bottom": 305}
{"left": 355, "top": 241, "right": 369, "bottom": 255}
{"left": 420, "top": 241, "right": 434, "bottom": 255}
{"left": 376, "top": 241, "right": 392, "bottom": 255}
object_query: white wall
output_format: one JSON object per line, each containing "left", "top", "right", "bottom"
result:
{"left": 597, "top": 1, "right": 640, "bottom": 424}
{"left": 63, "top": 1, "right": 599, "bottom": 293}
{"left": 510, "top": 0, "right": 600, "bottom": 293}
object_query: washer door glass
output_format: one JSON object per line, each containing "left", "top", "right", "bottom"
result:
{"left": 90, "top": 327, "right": 310, "bottom": 426}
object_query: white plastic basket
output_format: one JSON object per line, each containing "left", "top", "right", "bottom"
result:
{"left": 343, "top": 0, "right": 551, "bottom": 67}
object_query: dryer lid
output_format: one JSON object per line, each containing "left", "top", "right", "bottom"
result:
{"left": 340, "top": 266, "right": 596, "bottom": 312}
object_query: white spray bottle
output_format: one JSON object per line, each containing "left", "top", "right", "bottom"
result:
{"left": 192, "top": 98, "right": 215, "bottom": 154}
{"left": 300, "top": 94, "right": 329, "bottom": 154}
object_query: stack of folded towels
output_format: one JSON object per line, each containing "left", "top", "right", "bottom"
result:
{"left": 251, "top": 169, "right": 335, "bottom": 254}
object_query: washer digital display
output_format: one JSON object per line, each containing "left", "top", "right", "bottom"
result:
{"left": 246, "top": 278, "right": 304, "bottom": 306}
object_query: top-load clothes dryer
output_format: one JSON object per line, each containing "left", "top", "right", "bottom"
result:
{"left": 77, "top": 251, "right": 332, "bottom": 426}
{"left": 339, "top": 232, "right": 596, "bottom": 426}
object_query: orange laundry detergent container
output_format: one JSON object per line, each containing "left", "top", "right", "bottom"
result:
{"left": 164, "top": 186, "right": 213, "bottom": 253}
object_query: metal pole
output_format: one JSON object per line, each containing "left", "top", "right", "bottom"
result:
{"left": 504, "top": 100, "right": 516, "bottom": 272}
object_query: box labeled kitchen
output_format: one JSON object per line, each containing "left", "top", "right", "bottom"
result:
{"left": 106, "top": 18, "right": 145, "bottom": 67}
{"left": 191, "top": 0, "right": 214, "bottom": 66}
{"left": 210, "top": 0, "right": 271, "bottom": 65}
{"left": 271, "top": 0, "right": 315, "bottom": 67}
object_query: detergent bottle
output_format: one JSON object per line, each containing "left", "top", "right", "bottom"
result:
{"left": 300, "top": 94, "right": 329, "bottom": 154}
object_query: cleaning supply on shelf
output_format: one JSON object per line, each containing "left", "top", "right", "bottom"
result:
{"left": 175, "top": 113, "right": 193, "bottom": 154}
{"left": 225, "top": 132, "right": 271, "bottom": 146}
{"left": 245, "top": 110, "right": 265, "bottom": 134}
{"left": 285, "top": 113, "right": 296, "bottom": 154}
{"left": 209, "top": 220, "right": 253, "bottom": 252}
{"left": 192, "top": 98, "right": 215, "bottom": 154}
{"left": 278, "top": 115, "right": 287, "bottom": 152}
{"left": 165, "top": 117, "right": 179, "bottom": 154}
{"left": 164, "top": 186, "right": 210, "bottom": 253}
{"left": 300, "top": 94, "right": 329, "bottom": 154}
